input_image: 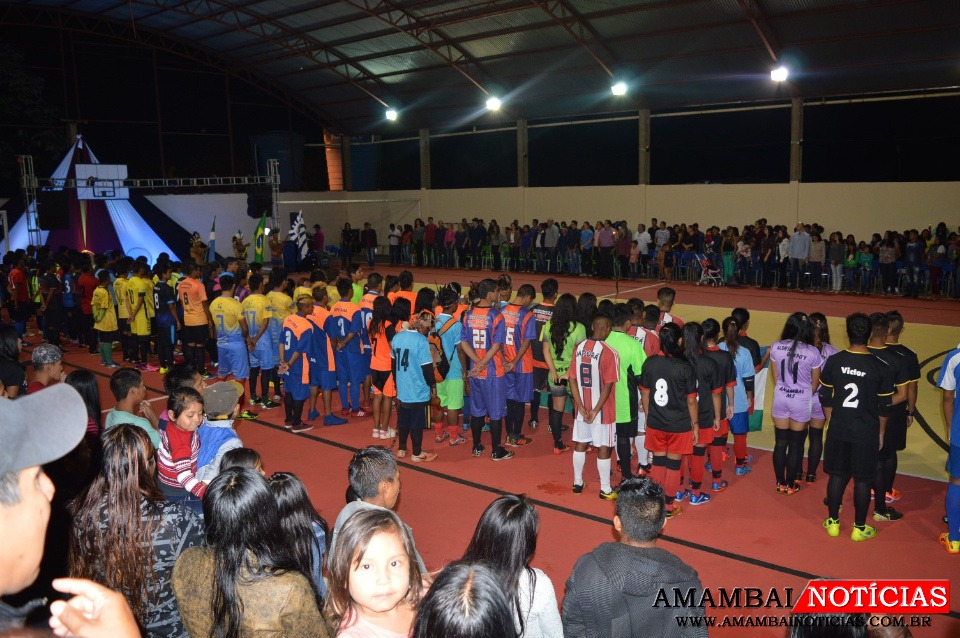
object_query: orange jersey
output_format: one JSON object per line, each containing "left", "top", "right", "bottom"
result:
{"left": 500, "top": 304, "right": 536, "bottom": 373}
{"left": 395, "top": 290, "right": 417, "bottom": 308}
{"left": 370, "top": 320, "right": 395, "bottom": 372}
{"left": 462, "top": 306, "right": 506, "bottom": 379}
{"left": 178, "top": 277, "right": 208, "bottom": 326}
{"left": 359, "top": 291, "right": 378, "bottom": 312}
{"left": 310, "top": 306, "right": 336, "bottom": 372}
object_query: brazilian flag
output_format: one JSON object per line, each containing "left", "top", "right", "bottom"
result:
{"left": 253, "top": 213, "right": 267, "bottom": 264}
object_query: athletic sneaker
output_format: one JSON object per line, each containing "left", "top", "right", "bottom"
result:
{"left": 384, "top": 427, "right": 396, "bottom": 438}
{"left": 785, "top": 482, "right": 801, "bottom": 495}
{"left": 850, "top": 524, "right": 877, "bottom": 542}
{"left": 805, "top": 473, "right": 817, "bottom": 483}
{"left": 323, "top": 414, "right": 349, "bottom": 426}
{"left": 505, "top": 436, "right": 532, "bottom": 447}
{"left": 373, "top": 428, "right": 382, "bottom": 439}
{"left": 823, "top": 517, "right": 840, "bottom": 537}
{"left": 472, "top": 444, "right": 485, "bottom": 457}
{"left": 939, "top": 532, "right": 960, "bottom": 554}
{"left": 482, "top": 423, "right": 490, "bottom": 432}
{"left": 776, "top": 484, "right": 788, "bottom": 495}
{"left": 676, "top": 489, "right": 691, "bottom": 502}
{"left": 735, "top": 464, "right": 752, "bottom": 475}
{"left": 291, "top": 423, "right": 314, "bottom": 433}
{"left": 435, "top": 432, "right": 450, "bottom": 444}
{"left": 704, "top": 461, "right": 712, "bottom": 471}
{"left": 529, "top": 420, "right": 539, "bottom": 429}
{"left": 411, "top": 452, "right": 438, "bottom": 463}
{"left": 249, "top": 397, "right": 262, "bottom": 407}
{"left": 236, "top": 410, "right": 259, "bottom": 420}
{"left": 102, "top": 362, "right": 120, "bottom": 369}
{"left": 666, "top": 505, "right": 682, "bottom": 519}
{"left": 351, "top": 409, "right": 368, "bottom": 418}
{"left": 572, "top": 483, "right": 585, "bottom": 494}
{"left": 599, "top": 489, "right": 618, "bottom": 501}
{"left": 307, "top": 409, "right": 320, "bottom": 421}
{"left": 491, "top": 448, "right": 514, "bottom": 461}
{"left": 449, "top": 434, "right": 468, "bottom": 446}
{"left": 873, "top": 508, "right": 904, "bottom": 522}
{"left": 340, "top": 408, "right": 352, "bottom": 416}
{"left": 689, "top": 492, "right": 712, "bottom": 506}
{"left": 260, "top": 400, "right": 280, "bottom": 409}
{"left": 637, "top": 465, "right": 650, "bottom": 477}
{"left": 158, "top": 367, "right": 170, "bottom": 375}
{"left": 712, "top": 480, "right": 729, "bottom": 492}
{"left": 870, "top": 488, "right": 901, "bottom": 503}
{"left": 553, "top": 445, "right": 570, "bottom": 455}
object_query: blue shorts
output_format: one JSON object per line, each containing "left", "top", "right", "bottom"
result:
{"left": 729, "top": 411, "right": 750, "bottom": 435}
{"left": 217, "top": 343, "right": 250, "bottom": 380}
{"left": 469, "top": 376, "right": 507, "bottom": 420}
{"left": 345, "top": 351, "right": 368, "bottom": 384}
{"left": 947, "top": 445, "right": 960, "bottom": 479}
{"left": 250, "top": 340, "right": 277, "bottom": 369}
{"left": 361, "top": 351, "right": 372, "bottom": 377}
{"left": 284, "top": 379, "right": 310, "bottom": 401}
{"left": 320, "top": 370, "right": 338, "bottom": 391}
{"left": 335, "top": 350, "right": 350, "bottom": 381}
{"left": 506, "top": 370, "right": 533, "bottom": 403}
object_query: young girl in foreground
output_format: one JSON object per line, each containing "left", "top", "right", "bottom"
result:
{"left": 325, "top": 508, "right": 426, "bottom": 638}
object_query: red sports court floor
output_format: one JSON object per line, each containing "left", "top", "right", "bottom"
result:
{"left": 47, "top": 269, "right": 960, "bottom": 637}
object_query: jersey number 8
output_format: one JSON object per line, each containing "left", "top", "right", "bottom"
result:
{"left": 654, "top": 378, "right": 669, "bottom": 407}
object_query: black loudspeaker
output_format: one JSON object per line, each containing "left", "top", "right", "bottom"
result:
{"left": 37, "top": 189, "right": 70, "bottom": 230}
{"left": 247, "top": 186, "right": 272, "bottom": 219}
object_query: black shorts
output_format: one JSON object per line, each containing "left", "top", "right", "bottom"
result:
{"left": 397, "top": 402, "right": 430, "bottom": 431}
{"left": 11, "top": 302, "right": 31, "bottom": 323}
{"left": 616, "top": 420, "right": 639, "bottom": 438}
{"left": 883, "top": 412, "right": 908, "bottom": 452}
{"left": 182, "top": 324, "right": 208, "bottom": 344}
{"left": 824, "top": 436, "right": 878, "bottom": 480}
{"left": 371, "top": 370, "right": 392, "bottom": 393}
{"left": 533, "top": 367, "right": 549, "bottom": 392}
{"left": 98, "top": 330, "right": 119, "bottom": 343}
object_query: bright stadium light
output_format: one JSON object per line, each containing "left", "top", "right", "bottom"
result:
{"left": 264, "top": 227, "right": 271, "bottom": 236}
{"left": 485, "top": 96, "right": 502, "bottom": 111}
{"left": 771, "top": 66, "right": 789, "bottom": 82}
{"left": 611, "top": 81, "right": 628, "bottom": 96}
{"left": 385, "top": 109, "right": 398, "bottom": 121}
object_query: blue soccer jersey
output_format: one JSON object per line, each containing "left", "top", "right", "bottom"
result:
{"left": 437, "top": 313, "right": 463, "bottom": 380}
{"left": 392, "top": 329, "right": 433, "bottom": 404}
{"left": 281, "top": 315, "right": 313, "bottom": 399}
{"left": 937, "top": 344, "right": 960, "bottom": 445}
{"left": 720, "top": 342, "right": 755, "bottom": 413}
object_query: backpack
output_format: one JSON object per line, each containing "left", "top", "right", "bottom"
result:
{"left": 429, "top": 317, "right": 458, "bottom": 382}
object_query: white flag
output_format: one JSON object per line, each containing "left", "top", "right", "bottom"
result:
{"left": 288, "top": 211, "right": 309, "bottom": 261}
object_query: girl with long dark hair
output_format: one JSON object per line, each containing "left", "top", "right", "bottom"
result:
{"left": 677, "top": 322, "right": 723, "bottom": 506}
{"left": 369, "top": 295, "right": 397, "bottom": 440}
{"left": 803, "top": 313, "right": 837, "bottom": 482}
{"left": 70, "top": 424, "right": 205, "bottom": 637}
{"left": 719, "top": 316, "right": 755, "bottom": 476}
{"left": 173, "top": 468, "right": 328, "bottom": 638}
{"left": 461, "top": 495, "right": 561, "bottom": 637}
{"left": 65, "top": 368, "right": 103, "bottom": 478}
{"left": 268, "top": 472, "right": 330, "bottom": 603}
{"left": 769, "top": 313, "right": 822, "bottom": 495}
{"left": 0, "top": 323, "right": 26, "bottom": 398}
{"left": 701, "top": 318, "right": 736, "bottom": 492}
{"left": 542, "top": 293, "right": 586, "bottom": 454}
{"left": 574, "top": 292, "right": 597, "bottom": 339}
{"left": 413, "top": 563, "right": 517, "bottom": 638}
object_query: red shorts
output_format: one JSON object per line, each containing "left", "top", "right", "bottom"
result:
{"left": 696, "top": 425, "right": 715, "bottom": 447}
{"left": 645, "top": 427, "right": 694, "bottom": 456}
{"left": 714, "top": 418, "right": 730, "bottom": 438}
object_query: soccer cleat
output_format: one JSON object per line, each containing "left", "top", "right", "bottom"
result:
{"left": 307, "top": 409, "right": 320, "bottom": 422}
{"left": 886, "top": 489, "right": 901, "bottom": 502}
{"left": 249, "top": 397, "right": 262, "bottom": 407}
{"left": 529, "top": 420, "right": 539, "bottom": 429}
{"left": 553, "top": 445, "right": 570, "bottom": 455}
{"left": 435, "top": 432, "right": 450, "bottom": 444}
{"left": 676, "top": 489, "right": 691, "bottom": 502}
{"left": 492, "top": 448, "right": 515, "bottom": 461}
{"left": 572, "top": 483, "right": 585, "bottom": 494}
{"left": 666, "top": 505, "right": 683, "bottom": 519}
{"left": 351, "top": 409, "right": 368, "bottom": 418}
{"left": 823, "top": 517, "right": 840, "bottom": 537}
{"left": 340, "top": 408, "right": 352, "bottom": 416}
{"left": 851, "top": 524, "right": 877, "bottom": 542}
{"left": 637, "top": 465, "right": 651, "bottom": 477}
{"left": 599, "top": 489, "right": 618, "bottom": 501}
{"left": 776, "top": 484, "right": 787, "bottom": 495}
{"left": 411, "top": 452, "right": 438, "bottom": 463}
{"left": 689, "top": 492, "right": 712, "bottom": 506}
{"left": 291, "top": 423, "right": 314, "bottom": 434}
{"left": 873, "top": 508, "right": 904, "bottom": 522}
{"left": 785, "top": 482, "right": 801, "bottom": 495}
{"left": 449, "top": 434, "right": 468, "bottom": 447}
{"left": 712, "top": 480, "right": 729, "bottom": 492}
{"left": 505, "top": 435, "right": 532, "bottom": 447}
{"left": 806, "top": 472, "right": 817, "bottom": 483}
{"left": 323, "top": 414, "right": 349, "bottom": 426}
{"left": 237, "top": 410, "right": 259, "bottom": 420}
{"left": 158, "top": 367, "right": 170, "bottom": 375}
{"left": 735, "top": 464, "right": 752, "bottom": 475}
{"left": 260, "top": 400, "right": 280, "bottom": 409}
{"left": 939, "top": 533, "right": 960, "bottom": 554}
{"left": 472, "top": 444, "right": 485, "bottom": 457}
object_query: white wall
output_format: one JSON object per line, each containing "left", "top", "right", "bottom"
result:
{"left": 147, "top": 182, "right": 960, "bottom": 251}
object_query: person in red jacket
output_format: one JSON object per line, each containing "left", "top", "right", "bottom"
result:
{"left": 76, "top": 261, "right": 100, "bottom": 355}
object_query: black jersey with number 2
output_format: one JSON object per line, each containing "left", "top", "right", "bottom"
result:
{"left": 819, "top": 350, "right": 894, "bottom": 444}
{"left": 639, "top": 354, "right": 697, "bottom": 433}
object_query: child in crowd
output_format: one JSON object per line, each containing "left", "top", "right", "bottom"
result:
{"left": 91, "top": 269, "right": 119, "bottom": 368}
{"left": 157, "top": 387, "right": 207, "bottom": 515}
{"left": 219, "top": 447, "right": 264, "bottom": 474}
{"left": 269, "top": 472, "right": 330, "bottom": 601}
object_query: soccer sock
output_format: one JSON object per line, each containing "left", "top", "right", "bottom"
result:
{"left": 884, "top": 451, "right": 899, "bottom": 492}
{"left": 598, "top": 457, "right": 612, "bottom": 493}
{"left": 650, "top": 455, "right": 668, "bottom": 490}
{"left": 283, "top": 392, "right": 293, "bottom": 422}
{"left": 410, "top": 429, "right": 424, "bottom": 456}
{"left": 350, "top": 381, "right": 360, "bottom": 413}
{"left": 709, "top": 440, "right": 725, "bottom": 479}
{"left": 946, "top": 483, "right": 960, "bottom": 542}
{"left": 853, "top": 478, "right": 871, "bottom": 527}
{"left": 338, "top": 378, "right": 349, "bottom": 411}
{"left": 664, "top": 457, "right": 682, "bottom": 504}
{"left": 616, "top": 436, "right": 633, "bottom": 479}
{"left": 733, "top": 433, "right": 748, "bottom": 464}
{"left": 548, "top": 406, "right": 564, "bottom": 449}
{"left": 773, "top": 428, "right": 789, "bottom": 485}
{"left": 826, "top": 473, "right": 849, "bottom": 521}
{"left": 787, "top": 429, "right": 807, "bottom": 483}
{"left": 489, "top": 418, "right": 503, "bottom": 450}
{"left": 572, "top": 450, "right": 587, "bottom": 486}
{"left": 690, "top": 447, "right": 706, "bottom": 494}
{"left": 291, "top": 399, "right": 305, "bottom": 425}
{"left": 530, "top": 391, "right": 541, "bottom": 424}
{"left": 193, "top": 345, "right": 206, "bottom": 374}
{"left": 504, "top": 400, "right": 517, "bottom": 439}
{"left": 513, "top": 400, "right": 527, "bottom": 437}
{"left": 634, "top": 433, "right": 648, "bottom": 469}
{"left": 807, "top": 427, "right": 824, "bottom": 476}
{"left": 249, "top": 367, "right": 260, "bottom": 400}
{"left": 238, "top": 389, "right": 246, "bottom": 412}
{"left": 470, "top": 416, "right": 485, "bottom": 449}
{"left": 398, "top": 426, "right": 410, "bottom": 451}
{"left": 99, "top": 342, "right": 112, "bottom": 366}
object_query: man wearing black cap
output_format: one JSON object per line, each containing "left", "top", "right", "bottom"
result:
{"left": 0, "top": 385, "right": 139, "bottom": 636}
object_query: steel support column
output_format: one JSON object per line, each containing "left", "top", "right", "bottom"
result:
{"left": 419, "top": 128, "right": 431, "bottom": 190}
{"left": 517, "top": 119, "right": 528, "bottom": 188}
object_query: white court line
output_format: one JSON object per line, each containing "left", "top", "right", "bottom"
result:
{"left": 599, "top": 282, "right": 663, "bottom": 298}
{"left": 101, "top": 395, "right": 168, "bottom": 413}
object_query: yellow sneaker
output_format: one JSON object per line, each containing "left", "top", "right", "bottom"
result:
{"left": 850, "top": 524, "right": 877, "bottom": 542}
{"left": 939, "top": 532, "right": 960, "bottom": 554}
{"left": 823, "top": 517, "right": 840, "bottom": 537}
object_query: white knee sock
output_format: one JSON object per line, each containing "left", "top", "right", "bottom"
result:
{"left": 573, "top": 450, "right": 587, "bottom": 485}
{"left": 635, "top": 434, "right": 647, "bottom": 465}
{"left": 598, "top": 458, "right": 612, "bottom": 493}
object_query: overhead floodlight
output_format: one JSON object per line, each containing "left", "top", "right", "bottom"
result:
{"left": 611, "top": 81, "right": 628, "bottom": 96}
{"left": 485, "top": 96, "right": 502, "bottom": 111}
{"left": 771, "top": 66, "right": 789, "bottom": 82}
{"left": 385, "top": 109, "right": 398, "bottom": 121}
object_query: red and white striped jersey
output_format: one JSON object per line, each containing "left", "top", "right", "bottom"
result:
{"left": 628, "top": 324, "right": 661, "bottom": 358}
{"left": 569, "top": 339, "right": 620, "bottom": 424}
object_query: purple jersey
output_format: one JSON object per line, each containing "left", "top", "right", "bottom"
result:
{"left": 819, "top": 342, "right": 838, "bottom": 364}
{"left": 770, "top": 340, "right": 823, "bottom": 396}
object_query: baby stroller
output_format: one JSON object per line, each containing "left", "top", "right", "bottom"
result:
{"left": 695, "top": 253, "right": 724, "bottom": 287}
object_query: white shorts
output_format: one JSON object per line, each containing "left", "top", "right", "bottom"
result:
{"left": 637, "top": 410, "right": 647, "bottom": 433}
{"left": 573, "top": 415, "right": 615, "bottom": 448}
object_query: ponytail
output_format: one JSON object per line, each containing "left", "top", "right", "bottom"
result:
{"left": 659, "top": 322, "right": 685, "bottom": 359}
{"left": 682, "top": 322, "right": 704, "bottom": 368}
{"left": 721, "top": 316, "right": 740, "bottom": 361}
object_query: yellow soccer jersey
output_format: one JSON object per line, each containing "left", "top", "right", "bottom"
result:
{"left": 210, "top": 296, "right": 246, "bottom": 346}
{"left": 92, "top": 286, "right": 118, "bottom": 332}
{"left": 267, "top": 291, "right": 295, "bottom": 322}
{"left": 292, "top": 285, "right": 313, "bottom": 303}
{"left": 242, "top": 293, "right": 273, "bottom": 336}
{"left": 142, "top": 277, "right": 156, "bottom": 318}
{"left": 114, "top": 276, "right": 129, "bottom": 319}
{"left": 126, "top": 277, "right": 151, "bottom": 336}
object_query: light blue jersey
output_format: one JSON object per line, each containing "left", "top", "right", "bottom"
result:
{"left": 720, "top": 342, "right": 755, "bottom": 413}
{"left": 391, "top": 329, "right": 433, "bottom": 403}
